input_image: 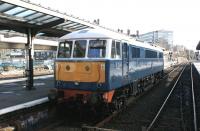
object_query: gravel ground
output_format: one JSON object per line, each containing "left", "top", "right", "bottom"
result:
{"left": 151, "top": 64, "right": 193, "bottom": 131}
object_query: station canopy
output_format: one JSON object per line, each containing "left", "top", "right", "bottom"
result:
{"left": 0, "top": 0, "right": 101, "bottom": 38}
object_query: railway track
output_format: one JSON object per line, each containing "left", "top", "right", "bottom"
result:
{"left": 146, "top": 63, "right": 199, "bottom": 131}
{"left": 89, "top": 63, "right": 187, "bottom": 130}
{"left": 90, "top": 63, "right": 200, "bottom": 131}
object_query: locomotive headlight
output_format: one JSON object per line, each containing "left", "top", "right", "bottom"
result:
{"left": 85, "top": 65, "right": 90, "bottom": 71}
{"left": 74, "top": 81, "right": 79, "bottom": 85}
{"left": 66, "top": 65, "right": 70, "bottom": 71}
{"left": 83, "top": 64, "right": 91, "bottom": 73}
{"left": 97, "top": 83, "right": 102, "bottom": 88}
{"left": 64, "top": 63, "right": 75, "bottom": 72}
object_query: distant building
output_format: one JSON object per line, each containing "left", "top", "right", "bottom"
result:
{"left": 173, "top": 45, "right": 188, "bottom": 57}
{"left": 173, "top": 45, "right": 185, "bottom": 52}
{"left": 139, "top": 30, "right": 173, "bottom": 50}
{"left": 0, "top": 34, "right": 57, "bottom": 60}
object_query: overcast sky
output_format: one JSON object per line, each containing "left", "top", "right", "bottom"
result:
{"left": 30, "top": 0, "right": 200, "bottom": 51}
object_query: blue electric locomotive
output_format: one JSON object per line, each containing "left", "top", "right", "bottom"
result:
{"left": 50, "top": 29, "right": 164, "bottom": 109}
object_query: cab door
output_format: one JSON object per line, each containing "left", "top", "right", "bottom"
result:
{"left": 122, "top": 42, "right": 129, "bottom": 79}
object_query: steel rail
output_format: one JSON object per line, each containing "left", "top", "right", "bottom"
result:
{"left": 191, "top": 63, "right": 198, "bottom": 131}
{"left": 146, "top": 63, "right": 187, "bottom": 131}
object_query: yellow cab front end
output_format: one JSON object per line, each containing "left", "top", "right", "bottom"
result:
{"left": 51, "top": 38, "right": 114, "bottom": 104}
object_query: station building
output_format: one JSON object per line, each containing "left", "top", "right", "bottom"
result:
{"left": 139, "top": 30, "right": 173, "bottom": 50}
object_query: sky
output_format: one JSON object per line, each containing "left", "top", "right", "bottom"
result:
{"left": 30, "top": 0, "right": 200, "bottom": 51}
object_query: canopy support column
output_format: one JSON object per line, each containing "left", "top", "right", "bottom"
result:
{"left": 25, "top": 28, "right": 34, "bottom": 90}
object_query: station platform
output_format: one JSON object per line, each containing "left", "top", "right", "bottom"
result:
{"left": 0, "top": 75, "right": 54, "bottom": 111}
{"left": 193, "top": 61, "right": 200, "bottom": 74}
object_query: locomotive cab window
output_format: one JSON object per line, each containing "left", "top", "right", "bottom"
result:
{"left": 145, "top": 50, "right": 157, "bottom": 58}
{"left": 73, "top": 40, "right": 87, "bottom": 58}
{"left": 88, "top": 40, "right": 106, "bottom": 58}
{"left": 159, "top": 52, "right": 163, "bottom": 58}
{"left": 132, "top": 47, "right": 140, "bottom": 58}
{"left": 111, "top": 40, "right": 121, "bottom": 58}
{"left": 122, "top": 43, "right": 128, "bottom": 58}
{"left": 57, "top": 41, "right": 72, "bottom": 58}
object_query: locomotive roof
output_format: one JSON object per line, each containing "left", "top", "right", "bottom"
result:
{"left": 60, "top": 29, "right": 163, "bottom": 52}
